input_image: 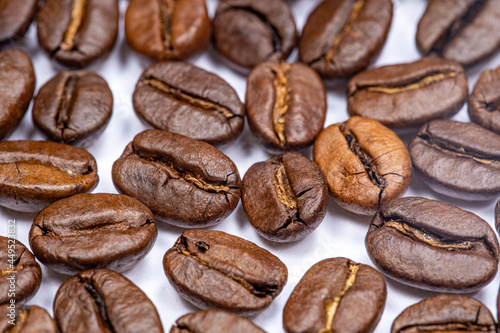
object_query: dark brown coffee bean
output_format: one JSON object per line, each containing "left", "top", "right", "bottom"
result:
{"left": 54, "top": 268, "right": 163, "bottom": 333}
{"left": 347, "top": 57, "right": 468, "bottom": 128}
{"left": 163, "top": 229, "right": 288, "bottom": 316}
{"left": 0, "top": 49, "right": 36, "bottom": 140}
{"left": 283, "top": 258, "right": 386, "bottom": 333}
{"left": 112, "top": 130, "right": 241, "bottom": 228}
{"left": 409, "top": 119, "right": 500, "bottom": 200}
{"left": 0, "top": 140, "right": 99, "bottom": 213}
{"left": 29, "top": 193, "right": 157, "bottom": 275}
{"left": 133, "top": 61, "right": 244, "bottom": 145}
{"left": 37, "top": 0, "right": 119, "bottom": 68}
{"left": 0, "top": 237, "right": 42, "bottom": 305}
{"left": 32, "top": 70, "right": 113, "bottom": 146}
{"left": 246, "top": 60, "right": 326, "bottom": 152}
{"left": 417, "top": 0, "right": 500, "bottom": 67}
{"left": 170, "top": 310, "right": 266, "bottom": 333}
{"left": 125, "top": 0, "right": 211, "bottom": 61}
{"left": 0, "top": 0, "right": 38, "bottom": 44}
{"left": 391, "top": 294, "right": 496, "bottom": 333}
{"left": 299, "top": 0, "right": 393, "bottom": 78}
{"left": 0, "top": 304, "right": 57, "bottom": 333}
{"left": 242, "top": 152, "right": 328, "bottom": 242}
{"left": 366, "top": 196, "right": 499, "bottom": 293}
{"left": 313, "top": 116, "right": 412, "bottom": 215}
{"left": 213, "top": 0, "right": 297, "bottom": 69}
{"left": 495, "top": 199, "right": 500, "bottom": 235}
{"left": 468, "top": 66, "right": 500, "bottom": 134}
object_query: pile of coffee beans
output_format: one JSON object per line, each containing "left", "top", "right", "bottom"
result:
{"left": 1, "top": 0, "right": 500, "bottom": 332}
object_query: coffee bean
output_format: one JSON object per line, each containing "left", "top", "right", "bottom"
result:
{"left": 409, "top": 119, "right": 500, "bottom": 200}
{"left": 37, "top": 0, "right": 119, "bottom": 68}
{"left": 246, "top": 60, "right": 326, "bottom": 152}
{"left": 54, "top": 268, "right": 163, "bottom": 333}
{"left": 170, "top": 310, "right": 266, "bottom": 333}
{"left": 416, "top": 0, "right": 500, "bottom": 67}
{"left": 283, "top": 257, "right": 386, "bottom": 333}
{"left": 468, "top": 66, "right": 500, "bottom": 134}
{"left": 112, "top": 129, "right": 241, "bottom": 228}
{"left": 0, "top": 237, "right": 42, "bottom": 304}
{"left": 125, "top": 0, "right": 211, "bottom": 61}
{"left": 213, "top": 0, "right": 297, "bottom": 69}
{"left": 0, "top": 0, "right": 38, "bottom": 44}
{"left": 391, "top": 294, "right": 496, "bottom": 333}
{"left": 32, "top": 70, "right": 113, "bottom": 146}
{"left": 299, "top": 0, "right": 393, "bottom": 78}
{"left": 347, "top": 57, "right": 468, "bottom": 128}
{"left": 0, "top": 304, "right": 57, "bottom": 333}
{"left": 133, "top": 61, "right": 244, "bottom": 145}
{"left": 242, "top": 152, "right": 328, "bottom": 242}
{"left": 495, "top": 199, "right": 500, "bottom": 235}
{"left": 313, "top": 116, "right": 412, "bottom": 215}
{"left": 29, "top": 193, "right": 157, "bottom": 275}
{"left": 0, "top": 49, "right": 36, "bottom": 140}
{"left": 366, "top": 196, "right": 499, "bottom": 293}
{"left": 0, "top": 141, "right": 98, "bottom": 213}
{"left": 163, "top": 229, "right": 288, "bottom": 316}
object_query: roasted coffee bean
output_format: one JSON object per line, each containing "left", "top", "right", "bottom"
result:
{"left": 29, "top": 193, "right": 157, "bottom": 275}
{"left": 496, "top": 199, "right": 500, "bottom": 235}
{"left": 246, "top": 60, "right": 326, "bottom": 152}
{"left": 213, "top": 0, "right": 297, "bottom": 69}
{"left": 163, "top": 229, "right": 288, "bottom": 316}
{"left": 37, "top": 0, "right": 119, "bottom": 68}
{"left": 0, "top": 304, "right": 57, "bottom": 333}
{"left": 0, "top": 237, "right": 41, "bottom": 304}
{"left": 313, "top": 116, "right": 412, "bottom": 215}
{"left": 0, "top": 0, "right": 38, "bottom": 44}
{"left": 54, "top": 268, "right": 163, "bottom": 333}
{"left": 416, "top": 0, "right": 500, "bottom": 67}
{"left": 347, "top": 57, "right": 468, "bottom": 128}
{"left": 299, "top": 0, "right": 393, "bottom": 78}
{"left": 242, "top": 152, "right": 328, "bottom": 242}
{"left": 125, "top": 0, "right": 211, "bottom": 61}
{"left": 0, "top": 49, "right": 36, "bottom": 140}
{"left": 133, "top": 61, "right": 244, "bottom": 145}
{"left": 283, "top": 258, "right": 386, "bottom": 333}
{"left": 0, "top": 140, "right": 98, "bottom": 213}
{"left": 366, "top": 196, "right": 499, "bottom": 293}
{"left": 32, "top": 71, "right": 113, "bottom": 146}
{"left": 391, "top": 294, "right": 496, "bottom": 333}
{"left": 409, "top": 119, "right": 500, "bottom": 200}
{"left": 468, "top": 66, "right": 500, "bottom": 134}
{"left": 170, "top": 310, "right": 266, "bottom": 333}
{"left": 112, "top": 130, "right": 241, "bottom": 228}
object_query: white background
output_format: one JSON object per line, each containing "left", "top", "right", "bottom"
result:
{"left": 2, "top": 0, "right": 500, "bottom": 331}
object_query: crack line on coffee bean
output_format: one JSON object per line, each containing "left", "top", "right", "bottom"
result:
{"left": 158, "top": 0, "right": 174, "bottom": 52}
{"left": 397, "top": 322, "right": 493, "bottom": 333}
{"left": 361, "top": 72, "right": 457, "bottom": 95}
{"left": 60, "top": 0, "right": 87, "bottom": 51}
{"left": 33, "top": 220, "right": 151, "bottom": 238}
{"left": 484, "top": 101, "right": 498, "bottom": 112}
{"left": 80, "top": 276, "right": 116, "bottom": 333}
{"left": 271, "top": 63, "right": 291, "bottom": 145}
{"left": 56, "top": 74, "right": 79, "bottom": 141}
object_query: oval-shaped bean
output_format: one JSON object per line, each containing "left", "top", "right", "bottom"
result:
{"left": 170, "top": 310, "right": 266, "bottom": 333}
{"left": 468, "top": 66, "right": 500, "bottom": 134}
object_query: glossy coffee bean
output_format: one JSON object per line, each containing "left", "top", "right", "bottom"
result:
{"left": 495, "top": 199, "right": 500, "bottom": 236}
{"left": 0, "top": 49, "right": 36, "bottom": 140}
{"left": 313, "top": 116, "right": 412, "bottom": 215}
{"left": 242, "top": 152, "right": 328, "bottom": 242}
{"left": 283, "top": 258, "right": 386, "bottom": 333}
{"left": 0, "top": 304, "right": 57, "bottom": 333}
{"left": 0, "top": 0, "right": 38, "bottom": 44}
{"left": 392, "top": 294, "right": 496, "bottom": 333}
{"left": 112, "top": 130, "right": 241, "bottom": 228}
{"left": 246, "top": 60, "right": 326, "bottom": 152}
{"left": 29, "top": 193, "right": 157, "bottom": 275}
{"left": 125, "top": 0, "right": 211, "bottom": 61}
{"left": 366, "top": 196, "right": 499, "bottom": 293}
{"left": 163, "top": 229, "right": 288, "bottom": 316}
{"left": 409, "top": 119, "right": 500, "bottom": 200}
{"left": 37, "top": 0, "right": 119, "bottom": 68}
{"left": 32, "top": 71, "right": 113, "bottom": 146}
{"left": 0, "top": 237, "right": 41, "bottom": 304}
{"left": 347, "top": 57, "right": 468, "bottom": 128}
{"left": 133, "top": 61, "right": 244, "bottom": 145}
{"left": 54, "top": 268, "right": 163, "bottom": 333}
{"left": 299, "top": 0, "right": 393, "bottom": 78}
{"left": 417, "top": 0, "right": 500, "bottom": 67}
{"left": 213, "top": 0, "right": 297, "bottom": 69}
{"left": 0, "top": 141, "right": 98, "bottom": 213}
{"left": 468, "top": 66, "right": 500, "bottom": 134}
{"left": 170, "top": 310, "right": 266, "bottom": 333}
